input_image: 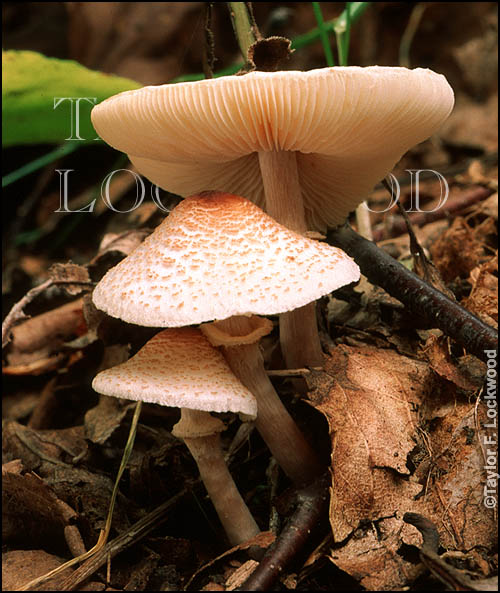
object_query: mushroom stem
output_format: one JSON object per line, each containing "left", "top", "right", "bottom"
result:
{"left": 173, "top": 408, "right": 260, "bottom": 546}
{"left": 258, "top": 150, "right": 324, "bottom": 368}
{"left": 257, "top": 151, "right": 307, "bottom": 232}
{"left": 211, "top": 316, "right": 323, "bottom": 486}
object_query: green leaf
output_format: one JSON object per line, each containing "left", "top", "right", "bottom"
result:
{"left": 2, "top": 50, "right": 142, "bottom": 147}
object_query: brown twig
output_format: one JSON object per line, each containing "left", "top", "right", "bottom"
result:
{"left": 327, "top": 224, "right": 498, "bottom": 362}
{"left": 236, "top": 472, "right": 330, "bottom": 591}
{"left": 202, "top": 2, "right": 215, "bottom": 79}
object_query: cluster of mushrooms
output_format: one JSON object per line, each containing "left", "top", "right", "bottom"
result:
{"left": 90, "top": 67, "right": 454, "bottom": 546}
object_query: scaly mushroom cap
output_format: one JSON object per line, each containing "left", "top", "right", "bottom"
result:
{"left": 92, "top": 191, "right": 360, "bottom": 327}
{"left": 92, "top": 327, "right": 257, "bottom": 416}
{"left": 91, "top": 66, "right": 454, "bottom": 230}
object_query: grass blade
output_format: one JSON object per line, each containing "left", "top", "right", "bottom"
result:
{"left": 2, "top": 143, "right": 79, "bottom": 188}
{"left": 335, "top": 2, "right": 353, "bottom": 66}
{"left": 312, "top": 2, "right": 335, "bottom": 67}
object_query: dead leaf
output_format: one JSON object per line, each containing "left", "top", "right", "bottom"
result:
{"left": 307, "top": 345, "right": 434, "bottom": 541}
{"left": 66, "top": 2, "right": 204, "bottom": 85}
{"left": 2, "top": 472, "right": 67, "bottom": 550}
{"left": 422, "top": 334, "right": 486, "bottom": 391}
{"left": 84, "top": 395, "right": 134, "bottom": 445}
{"left": 185, "top": 531, "right": 275, "bottom": 591}
{"left": 2, "top": 459, "right": 23, "bottom": 474}
{"left": 328, "top": 517, "right": 424, "bottom": 590}
{"left": 6, "top": 298, "right": 85, "bottom": 366}
{"left": 2, "top": 353, "right": 68, "bottom": 376}
{"left": 2, "top": 549, "right": 74, "bottom": 591}
{"left": 430, "top": 217, "right": 488, "bottom": 282}
{"left": 475, "top": 192, "right": 498, "bottom": 220}
{"left": 48, "top": 262, "right": 91, "bottom": 296}
{"left": 413, "top": 398, "right": 497, "bottom": 551}
{"left": 462, "top": 254, "right": 498, "bottom": 327}
{"left": 94, "top": 229, "right": 151, "bottom": 261}
{"left": 2, "top": 421, "right": 88, "bottom": 472}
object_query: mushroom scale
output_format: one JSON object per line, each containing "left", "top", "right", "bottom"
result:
{"left": 92, "top": 191, "right": 360, "bottom": 328}
{"left": 92, "top": 66, "right": 455, "bottom": 230}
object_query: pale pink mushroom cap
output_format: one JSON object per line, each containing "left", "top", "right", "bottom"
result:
{"left": 92, "top": 327, "right": 257, "bottom": 416}
{"left": 91, "top": 66, "right": 455, "bottom": 230}
{"left": 92, "top": 191, "right": 360, "bottom": 327}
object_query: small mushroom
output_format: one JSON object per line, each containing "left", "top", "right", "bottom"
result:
{"left": 92, "top": 66, "right": 454, "bottom": 367}
{"left": 92, "top": 191, "right": 360, "bottom": 484}
{"left": 92, "top": 327, "right": 260, "bottom": 546}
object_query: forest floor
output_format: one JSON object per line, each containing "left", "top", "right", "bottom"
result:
{"left": 2, "top": 2, "right": 498, "bottom": 591}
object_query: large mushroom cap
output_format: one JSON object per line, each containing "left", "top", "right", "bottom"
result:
{"left": 92, "top": 327, "right": 257, "bottom": 416}
{"left": 92, "top": 191, "right": 360, "bottom": 327}
{"left": 92, "top": 66, "right": 454, "bottom": 230}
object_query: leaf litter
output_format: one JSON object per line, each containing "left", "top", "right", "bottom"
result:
{"left": 2, "top": 2, "right": 499, "bottom": 590}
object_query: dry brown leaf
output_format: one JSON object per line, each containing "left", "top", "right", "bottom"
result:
{"left": 2, "top": 549, "right": 74, "bottom": 591}
{"left": 6, "top": 298, "right": 85, "bottom": 366}
{"left": 94, "top": 229, "right": 151, "bottom": 261}
{"left": 2, "top": 353, "right": 68, "bottom": 376}
{"left": 2, "top": 472, "right": 66, "bottom": 549}
{"left": 307, "top": 345, "right": 434, "bottom": 541}
{"left": 185, "top": 531, "right": 275, "bottom": 591}
{"left": 422, "top": 334, "right": 486, "bottom": 391}
{"left": 439, "top": 93, "right": 498, "bottom": 154}
{"left": 328, "top": 517, "right": 424, "bottom": 591}
{"left": 48, "top": 262, "right": 91, "bottom": 296}
{"left": 84, "top": 395, "right": 134, "bottom": 445}
{"left": 3, "top": 422, "right": 130, "bottom": 543}
{"left": 413, "top": 398, "right": 497, "bottom": 551}
{"left": 201, "top": 584, "right": 225, "bottom": 591}
{"left": 2, "top": 422, "right": 88, "bottom": 472}
{"left": 429, "top": 217, "right": 488, "bottom": 282}
{"left": 84, "top": 342, "right": 131, "bottom": 443}
{"left": 462, "top": 254, "right": 498, "bottom": 327}
{"left": 475, "top": 192, "right": 498, "bottom": 220}
{"left": 2, "top": 459, "right": 24, "bottom": 475}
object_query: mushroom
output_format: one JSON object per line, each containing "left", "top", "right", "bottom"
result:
{"left": 92, "top": 327, "right": 260, "bottom": 546}
{"left": 91, "top": 66, "right": 454, "bottom": 368}
{"left": 92, "top": 191, "right": 360, "bottom": 484}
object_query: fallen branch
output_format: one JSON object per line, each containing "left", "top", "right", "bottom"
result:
{"left": 236, "top": 472, "right": 330, "bottom": 591}
{"left": 327, "top": 224, "right": 498, "bottom": 362}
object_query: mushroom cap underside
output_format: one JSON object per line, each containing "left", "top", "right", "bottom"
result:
{"left": 92, "top": 66, "right": 455, "bottom": 229}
